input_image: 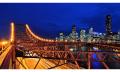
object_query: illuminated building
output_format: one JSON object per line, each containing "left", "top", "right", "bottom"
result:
{"left": 118, "top": 31, "right": 120, "bottom": 40}
{"left": 55, "top": 37, "right": 58, "bottom": 41}
{"left": 80, "top": 29, "right": 86, "bottom": 42}
{"left": 86, "top": 27, "right": 94, "bottom": 42}
{"left": 55, "top": 16, "right": 120, "bottom": 43}
{"left": 89, "top": 27, "right": 93, "bottom": 34}
{"left": 105, "top": 15, "right": 112, "bottom": 35}
{"left": 86, "top": 34, "right": 92, "bottom": 43}
{"left": 65, "top": 36, "right": 70, "bottom": 41}
{"left": 69, "top": 25, "right": 79, "bottom": 41}
{"left": 59, "top": 32, "right": 64, "bottom": 41}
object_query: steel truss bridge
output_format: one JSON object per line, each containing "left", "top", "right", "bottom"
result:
{"left": 0, "top": 22, "right": 120, "bottom": 69}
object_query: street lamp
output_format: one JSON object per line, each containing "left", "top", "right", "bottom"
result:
{"left": 2, "top": 41, "right": 8, "bottom": 45}
{"left": 70, "top": 48, "right": 74, "bottom": 52}
{"left": 1, "top": 41, "right": 8, "bottom": 51}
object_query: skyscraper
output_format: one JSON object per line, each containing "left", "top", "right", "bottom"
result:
{"left": 105, "top": 15, "right": 112, "bottom": 35}
{"left": 59, "top": 32, "right": 64, "bottom": 41}
{"left": 89, "top": 27, "right": 93, "bottom": 34}
{"left": 70, "top": 25, "right": 78, "bottom": 41}
{"left": 80, "top": 29, "right": 86, "bottom": 42}
{"left": 72, "top": 24, "right": 76, "bottom": 33}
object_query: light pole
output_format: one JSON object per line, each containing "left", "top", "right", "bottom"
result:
{"left": 1, "top": 41, "right": 8, "bottom": 52}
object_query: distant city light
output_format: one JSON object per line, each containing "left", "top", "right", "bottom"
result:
{"left": 2, "top": 41, "right": 8, "bottom": 45}
{"left": 93, "top": 47, "right": 98, "bottom": 51}
{"left": 70, "top": 48, "right": 74, "bottom": 51}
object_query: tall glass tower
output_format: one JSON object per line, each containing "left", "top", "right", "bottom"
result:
{"left": 105, "top": 15, "right": 112, "bottom": 35}
{"left": 70, "top": 25, "right": 78, "bottom": 41}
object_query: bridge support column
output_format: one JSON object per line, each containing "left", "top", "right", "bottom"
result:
{"left": 12, "top": 43, "right": 16, "bottom": 69}
{"left": 87, "top": 47, "right": 91, "bottom": 69}
{"left": 65, "top": 45, "right": 80, "bottom": 69}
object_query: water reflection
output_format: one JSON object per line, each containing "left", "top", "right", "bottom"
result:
{"left": 92, "top": 53, "right": 103, "bottom": 69}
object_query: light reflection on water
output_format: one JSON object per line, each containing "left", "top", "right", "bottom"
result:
{"left": 92, "top": 53, "right": 103, "bottom": 69}
{"left": 80, "top": 46, "right": 119, "bottom": 69}
{"left": 80, "top": 46, "right": 104, "bottom": 69}
{"left": 90, "top": 47, "right": 103, "bottom": 69}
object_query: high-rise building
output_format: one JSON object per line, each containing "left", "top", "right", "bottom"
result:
{"left": 105, "top": 15, "right": 112, "bottom": 35}
{"left": 72, "top": 24, "right": 76, "bottom": 33}
{"left": 59, "top": 32, "right": 64, "bottom": 41}
{"left": 69, "top": 25, "right": 79, "bottom": 41}
{"left": 80, "top": 29, "right": 86, "bottom": 42}
{"left": 118, "top": 30, "right": 120, "bottom": 40}
{"left": 118, "top": 30, "right": 120, "bottom": 35}
{"left": 89, "top": 27, "right": 93, "bottom": 34}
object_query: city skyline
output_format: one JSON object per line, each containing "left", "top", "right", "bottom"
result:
{"left": 1, "top": 3, "right": 120, "bottom": 39}
{"left": 0, "top": 18, "right": 120, "bottom": 69}
{"left": 0, "top": 3, "right": 120, "bottom": 69}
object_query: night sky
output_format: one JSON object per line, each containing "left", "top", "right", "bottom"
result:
{"left": 0, "top": 3, "right": 120, "bottom": 39}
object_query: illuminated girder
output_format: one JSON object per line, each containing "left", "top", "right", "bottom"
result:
{"left": 10, "top": 22, "right": 15, "bottom": 42}
{"left": 25, "top": 24, "right": 55, "bottom": 42}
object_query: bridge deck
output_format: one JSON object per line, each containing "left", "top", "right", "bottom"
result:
{"left": 0, "top": 45, "right": 12, "bottom": 67}
{"left": 16, "top": 57, "right": 81, "bottom": 69}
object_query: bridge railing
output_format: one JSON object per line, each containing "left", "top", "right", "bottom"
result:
{"left": 0, "top": 42, "right": 16, "bottom": 69}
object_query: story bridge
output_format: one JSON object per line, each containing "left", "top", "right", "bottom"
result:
{"left": 0, "top": 22, "right": 120, "bottom": 69}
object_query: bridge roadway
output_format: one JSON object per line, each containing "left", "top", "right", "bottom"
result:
{"left": 0, "top": 45, "right": 83, "bottom": 69}
{"left": 16, "top": 57, "right": 82, "bottom": 69}
{"left": 0, "top": 45, "right": 12, "bottom": 67}
{"left": 1, "top": 44, "right": 119, "bottom": 69}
